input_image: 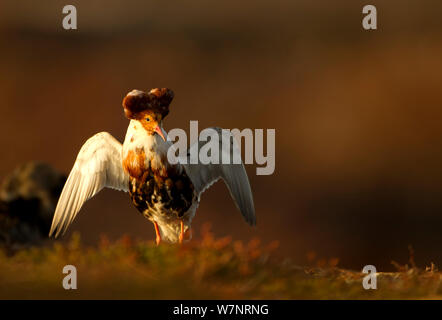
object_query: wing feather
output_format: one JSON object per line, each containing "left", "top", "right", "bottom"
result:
{"left": 182, "top": 127, "right": 256, "bottom": 226}
{"left": 49, "top": 132, "right": 129, "bottom": 238}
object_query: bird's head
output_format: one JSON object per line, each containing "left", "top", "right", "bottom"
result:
{"left": 122, "top": 88, "right": 174, "bottom": 141}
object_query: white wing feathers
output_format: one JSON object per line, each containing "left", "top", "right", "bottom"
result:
{"left": 49, "top": 132, "right": 129, "bottom": 238}
{"left": 182, "top": 127, "right": 256, "bottom": 226}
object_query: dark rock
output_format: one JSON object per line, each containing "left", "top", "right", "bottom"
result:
{"left": 0, "top": 162, "right": 66, "bottom": 249}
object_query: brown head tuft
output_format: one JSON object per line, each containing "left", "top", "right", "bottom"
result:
{"left": 122, "top": 88, "right": 174, "bottom": 120}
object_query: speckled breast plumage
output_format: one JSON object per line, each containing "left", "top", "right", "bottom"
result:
{"left": 128, "top": 167, "right": 196, "bottom": 221}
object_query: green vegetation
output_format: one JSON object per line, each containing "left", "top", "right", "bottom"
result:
{"left": 0, "top": 226, "right": 441, "bottom": 299}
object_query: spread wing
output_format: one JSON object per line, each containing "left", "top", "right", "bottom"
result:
{"left": 49, "top": 132, "right": 129, "bottom": 238}
{"left": 181, "top": 127, "right": 256, "bottom": 226}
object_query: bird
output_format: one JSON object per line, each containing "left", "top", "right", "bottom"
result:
{"left": 49, "top": 88, "right": 255, "bottom": 244}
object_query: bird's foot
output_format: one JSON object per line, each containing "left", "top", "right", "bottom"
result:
{"left": 153, "top": 221, "right": 161, "bottom": 246}
{"left": 179, "top": 221, "right": 192, "bottom": 244}
{"left": 179, "top": 220, "right": 184, "bottom": 244}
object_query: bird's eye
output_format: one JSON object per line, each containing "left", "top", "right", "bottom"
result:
{"left": 146, "top": 117, "right": 150, "bottom": 122}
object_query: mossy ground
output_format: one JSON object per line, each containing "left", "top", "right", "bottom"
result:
{"left": 0, "top": 226, "right": 441, "bottom": 299}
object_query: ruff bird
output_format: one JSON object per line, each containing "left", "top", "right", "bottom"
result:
{"left": 49, "top": 88, "right": 255, "bottom": 244}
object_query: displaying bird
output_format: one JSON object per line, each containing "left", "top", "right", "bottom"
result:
{"left": 49, "top": 88, "right": 255, "bottom": 244}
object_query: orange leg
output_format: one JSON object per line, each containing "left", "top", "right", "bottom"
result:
{"left": 179, "top": 220, "right": 184, "bottom": 244}
{"left": 153, "top": 221, "right": 161, "bottom": 246}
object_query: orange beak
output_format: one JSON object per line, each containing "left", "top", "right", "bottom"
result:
{"left": 155, "top": 126, "right": 166, "bottom": 142}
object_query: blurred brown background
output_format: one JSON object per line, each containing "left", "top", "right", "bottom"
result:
{"left": 0, "top": 0, "right": 441, "bottom": 270}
